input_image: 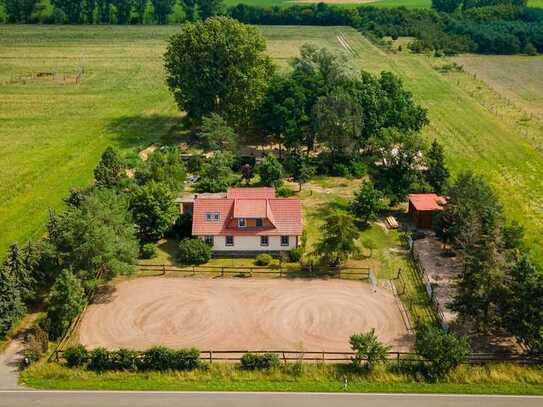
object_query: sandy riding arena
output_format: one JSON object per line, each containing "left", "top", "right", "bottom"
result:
{"left": 79, "top": 277, "right": 411, "bottom": 351}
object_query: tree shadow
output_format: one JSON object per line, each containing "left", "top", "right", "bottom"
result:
{"left": 92, "top": 284, "right": 117, "bottom": 305}
{"left": 105, "top": 113, "right": 192, "bottom": 150}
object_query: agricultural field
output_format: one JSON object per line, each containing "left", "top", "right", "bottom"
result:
{"left": 1, "top": 24, "right": 543, "bottom": 267}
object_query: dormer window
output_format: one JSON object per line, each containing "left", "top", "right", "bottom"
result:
{"left": 256, "top": 218, "right": 263, "bottom": 227}
{"left": 238, "top": 218, "right": 246, "bottom": 228}
{"left": 206, "top": 212, "right": 220, "bottom": 221}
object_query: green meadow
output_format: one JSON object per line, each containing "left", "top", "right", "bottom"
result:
{"left": 1, "top": 25, "right": 542, "bottom": 264}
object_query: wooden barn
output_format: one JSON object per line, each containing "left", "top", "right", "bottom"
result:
{"left": 408, "top": 194, "right": 446, "bottom": 230}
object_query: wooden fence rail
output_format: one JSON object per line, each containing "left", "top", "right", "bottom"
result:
{"left": 138, "top": 264, "right": 371, "bottom": 279}
{"left": 51, "top": 348, "right": 543, "bottom": 365}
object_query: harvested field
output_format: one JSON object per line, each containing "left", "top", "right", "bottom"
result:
{"left": 78, "top": 277, "right": 412, "bottom": 351}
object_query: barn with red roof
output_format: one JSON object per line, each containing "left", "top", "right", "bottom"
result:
{"left": 188, "top": 187, "right": 303, "bottom": 254}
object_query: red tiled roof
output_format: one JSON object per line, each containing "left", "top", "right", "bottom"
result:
{"left": 227, "top": 187, "right": 275, "bottom": 199}
{"left": 408, "top": 194, "right": 445, "bottom": 211}
{"left": 233, "top": 199, "right": 268, "bottom": 219}
{"left": 192, "top": 190, "right": 302, "bottom": 236}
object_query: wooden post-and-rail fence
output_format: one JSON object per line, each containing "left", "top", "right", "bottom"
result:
{"left": 50, "top": 348, "right": 543, "bottom": 366}
{"left": 138, "top": 264, "right": 371, "bottom": 280}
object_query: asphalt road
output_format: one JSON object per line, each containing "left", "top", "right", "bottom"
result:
{"left": 1, "top": 391, "right": 542, "bottom": 407}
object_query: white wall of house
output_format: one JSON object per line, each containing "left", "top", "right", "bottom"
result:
{"left": 197, "top": 235, "right": 298, "bottom": 251}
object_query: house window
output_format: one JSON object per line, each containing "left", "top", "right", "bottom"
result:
{"left": 206, "top": 212, "right": 220, "bottom": 221}
{"left": 225, "top": 236, "right": 234, "bottom": 246}
{"left": 256, "top": 218, "right": 263, "bottom": 227}
{"left": 238, "top": 218, "right": 246, "bottom": 228}
{"left": 260, "top": 236, "right": 269, "bottom": 247}
{"left": 281, "top": 236, "right": 289, "bottom": 246}
{"left": 204, "top": 236, "right": 214, "bottom": 246}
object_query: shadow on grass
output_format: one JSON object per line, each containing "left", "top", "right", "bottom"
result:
{"left": 106, "top": 113, "right": 191, "bottom": 149}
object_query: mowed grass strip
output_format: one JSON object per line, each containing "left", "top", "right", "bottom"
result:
{"left": 21, "top": 361, "right": 543, "bottom": 394}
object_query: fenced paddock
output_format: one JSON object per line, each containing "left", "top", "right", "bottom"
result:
{"left": 77, "top": 277, "right": 413, "bottom": 352}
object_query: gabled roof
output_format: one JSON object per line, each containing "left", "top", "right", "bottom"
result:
{"left": 233, "top": 199, "right": 268, "bottom": 219}
{"left": 192, "top": 188, "right": 302, "bottom": 236}
{"left": 227, "top": 187, "right": 275, "bottom": 199}
{"left": 408, "top": 193, "right": 445, "bottom": 211}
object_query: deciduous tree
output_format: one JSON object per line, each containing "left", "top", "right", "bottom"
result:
{"left": 164, "top": 17, "right": 274, "bottom": 128}
{"left": 3, "top": 0, "right": 39, "bottom": 23}
{"left": 194, "top": 152, "right": 235, "bottom": 193}
{"left": 51, "top": 0, "right": 83, "bottom": 23}
{"left": 135, "top": 146, "right": 186, "bottom": 192}
{"left": 350, "top": 181, "right": 387, "bottom": 224}
{"left": 151, "top": 0, "right": 174, "bottom": 24}
{"left": 198, "top": 113, "right": 238, "bottom": 152}
{"left": 257, "top": 154, "right": 284, "bottom": 188}
{"left": 130, "top": 181, "right": 178, "bottom": 243}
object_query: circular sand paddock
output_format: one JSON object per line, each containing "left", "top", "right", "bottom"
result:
{"left": 79, "top": 277, "right": 411, "bottom": 351}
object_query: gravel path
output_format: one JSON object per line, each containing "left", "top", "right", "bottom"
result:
{"left": 79, "top": 277, "right": 412, "bottom": 351}
{"left": 0, "top": 337, "right": 24, "bottom": 389}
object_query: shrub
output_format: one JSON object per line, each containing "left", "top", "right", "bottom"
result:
{"left": 331, "top": 163, "right": 350, "bottom": 177}
{"left": 172, "top": 348, "right": 201, "bottom": 370}
{"left": 64, "top": 345, "right": 89, "bottom": 368}
{"left": 350, "top": 161, "right": 367, "bottom": 177}
{"left": 142, "top": 346, "right": 175, "bottom": 371}
{"left": 88, "top": 347, "right": 111, "bottom": 372}
{"left": 240, "top": 352, "right": 280, "bottom": 370}
{"left": 255, "top": 253, "right": 272, "bottom": 266}
{"left": 110, "top": 348, "right": 138, "bottom": 371}
{"left": 140, "top": 243, "right": 158, "bottom": 259}
{"left": 415, "top": 324, "right": 470, "bottom": 380}
{"left": 276, "top": 186, "right": 294, "bottom": 197}
{"left": 288, "top": 247, "right": 303, "bottom": 262}
{"left": 349, "top": 329, "right": 390, "bottom": 370}
{"left": 177, "top": 239, "right": 212, "bottom": 265}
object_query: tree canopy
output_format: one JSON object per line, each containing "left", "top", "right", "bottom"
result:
{"left": 135, "top": 146, "right": 186, "bottom": 192}
{"left": 94, "top": 146, "right": 126, "bottom": 189}
{"left": 316, "top": 210, "right": 359, "bottom": 266}
{"left": 164, "top": 17, "right": 274, "bottom": 128}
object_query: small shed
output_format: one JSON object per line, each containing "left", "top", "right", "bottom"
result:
{"left": 408, "top": 194, "right": 446, "bottom": 229}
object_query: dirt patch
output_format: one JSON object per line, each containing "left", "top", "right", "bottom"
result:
{"left": 413, "top": 234, "right": 463, "bottom": 325}
{"left": 79, "top": 277, "right": 412, "bottom": 351}
{"left": 138, "top": 144, "right": 160, "bottom": 161}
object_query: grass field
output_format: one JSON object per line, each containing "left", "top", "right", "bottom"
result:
{"left": 1, "top": 25, "right": 543, "bottom": 266}
{"left": 21, "top": 361, "right": 543, "bottom": 394}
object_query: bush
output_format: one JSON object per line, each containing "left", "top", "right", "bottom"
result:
{"left": 349, "top": 329, "right": 391, "bottom": 370}
{"left": 350, "top": 161, "right": 367, "bottom": 177}
{"left": 240, "top": 352, "right": 280, "bottom": 370}
{"left": 172, "top": 348, "right": 201, "bottom": 370}
{"left": 88, "top": 347, "right": 111, "bottom": 372}
{"left": 255, "top": 253, "right": 272, "bottom": 266}
{"left": 64, "top": 345, "right": 89, "bottom": 368}
{"left": 288, "top": 247, "right": 303, "bottom": 262}
{"left": 140, "top": 243, "right": 158, "bottom": 259}
{"left": 415, "top": 324, "right": 470, "bottom": 380}
{"left": 142, "top": 346, "right": 175, "bottom": 371}
{"left": 276, "top": 186, "right": 294, "bottom": 197}
{"left": 110, "top": 348, "right": 138, "bottom": 371}
{"left": 177, "top": 239, "right": 212, "bottom": 265}
{"left": 331, "top": 163, "right": 350, "bottom": 177}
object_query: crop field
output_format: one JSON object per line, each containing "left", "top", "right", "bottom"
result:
{"left": 1, "top": 25, "right": 543, "bottom": 264}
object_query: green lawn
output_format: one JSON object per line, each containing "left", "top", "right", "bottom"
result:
{"left": 21, "top": 361, "right": 543, "bottom": 394}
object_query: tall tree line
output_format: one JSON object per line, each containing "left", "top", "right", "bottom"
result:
{"left": 1, "top": 0, "right": 224, "bottom": 24}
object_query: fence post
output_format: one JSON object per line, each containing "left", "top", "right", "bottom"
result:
{"left": 221, "top": 267, "right": 224, "bottom": 277}
{"left": 192, "top": 266, "right": 195, "bottom": 276}
{"left": 283, "top": 352, "right": 287, "bottom": 365}
{"left": 209, "top": 351, "right": 213, "bottom": 364}
{"left": 162, "top": 264, "right": 166, "bottom": 276}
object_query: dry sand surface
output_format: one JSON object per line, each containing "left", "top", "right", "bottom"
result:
{"left": 79, "top": 277, "right": 412, "bottom": 352}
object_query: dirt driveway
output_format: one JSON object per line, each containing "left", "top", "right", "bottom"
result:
{"left": 78, "top": 277, "right": 412, "bottom": 352}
